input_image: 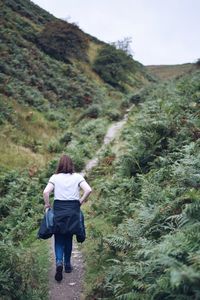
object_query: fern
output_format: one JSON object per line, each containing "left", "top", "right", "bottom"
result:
{"left": 105, "top": 235, "right": 133, "bottom": 251}
{"left": 84, "top": 70, "right": 200, "bottom": 299}
{"left": 116, "top": 291, "right": 142, "bottom": 300}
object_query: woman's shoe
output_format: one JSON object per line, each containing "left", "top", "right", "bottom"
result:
{"left": 65, "top": 264, "right": 73, "bottom": 273}
{"left": 55, "top": 264, "right": 63, "bottom": 281}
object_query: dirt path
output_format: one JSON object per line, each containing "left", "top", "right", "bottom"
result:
{"left": 48, "top": 107, "right": 133, "bottom": 299}
{"left": 84, "top": 107, "right": 132, "bottom": 173}
{"left": 49, "top": 239, "right": 84, "bottom": 300}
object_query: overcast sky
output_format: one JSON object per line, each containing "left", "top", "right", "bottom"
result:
{"left": 32, "top": 0, "right": 200, "bottom": 65}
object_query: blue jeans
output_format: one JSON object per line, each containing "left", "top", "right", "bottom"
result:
{"left": 54, "top": 233, "right": 73, "bottom": 267}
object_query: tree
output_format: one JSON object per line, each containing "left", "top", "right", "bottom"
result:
{"left": 196, "top": 58, "right": 200, "bottom": 68}
{"left": 93, "top": 44, "right": 136, "bottom": 89}
{"left": 111, "top": 37, "right": 134, "bottom": 56}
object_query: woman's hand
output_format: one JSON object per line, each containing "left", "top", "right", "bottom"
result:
{"left": 43, "top": 183, "right": 54, "bottom": 209}
{"left": 44, "top": 203, "right": 51, "bottom": 209}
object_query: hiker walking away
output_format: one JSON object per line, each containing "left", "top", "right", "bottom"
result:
{"left": 43, "top": 154, "right": 92, "bottom": 282}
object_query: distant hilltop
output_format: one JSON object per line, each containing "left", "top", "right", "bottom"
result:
{"left": 145, "top": 63, "right": 195, "bottom": 80}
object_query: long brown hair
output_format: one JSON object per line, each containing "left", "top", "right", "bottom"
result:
{"left": 56, "top": 154, "right": 74, "bottom": 174}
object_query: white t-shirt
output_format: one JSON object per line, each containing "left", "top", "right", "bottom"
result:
{"left": 49, "top": 173, "right": 85, "bottom": 200}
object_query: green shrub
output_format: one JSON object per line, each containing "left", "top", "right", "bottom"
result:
{"left": 72, "top": 155, "right": 85, "bottom": 172}
{"left": 45, "top": 112, "right": 57, "bottom": 121}
{"left": 120, "top": 97, "right": 130, "bottom": 109}
{"left": 196, "top": 58, "right": 200, "bottom": 68}
{"left": 0, "top": 96, "right": 13, "bottom": 124}
{"left": 79, "top": 119, "right": 107, "bottom": 140}
{"left": 0, "top": 166, "right": 50, "bottom": 299}
{"left": 47, "top": 140, "right": 62, "bottom": 153}
{"left": 106, "top": 109, "right": 121, "bottom": 121}
{"left": 84, "top": 104, "right": 102, "bottom": 118}
{"left": 93, "top": 44, "right": 136, "bottom": 88}
{"left": 5, "top": 0, "right": 53, "bottom": 25}
{"left": 0, "top": 240, "right": 49, "bottom": 299}
{"left": 37, "top": 20, "right": 89, "bottom": 62}
{"left": 59, "top": 132, "right": 72, "bottom": 145}
{"left": 129, "top": 92, "right": 141, "bottom": 104}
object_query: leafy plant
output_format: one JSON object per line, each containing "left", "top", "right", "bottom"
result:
{"left": 37, "top": 20, "right": 89, "bottom": 62}
{"left": 83, "top": 70, "right": 200, "bottom": 299}
{"left": 93, "top": 44, "right": 137, "bottom": 89}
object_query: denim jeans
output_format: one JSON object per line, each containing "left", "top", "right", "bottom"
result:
{"left": 54, "top": 233, "right": 73, "bottom": 267}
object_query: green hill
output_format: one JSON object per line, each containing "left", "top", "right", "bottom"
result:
{"left": 0, "top": 0, "right": 150, "bottom": 172}
{"left": 146, "top": 63, "right": 195, "bottom": 80}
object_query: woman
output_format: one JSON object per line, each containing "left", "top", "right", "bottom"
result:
{"left": 43, "top": 154, "right": 92, "bottom": 282}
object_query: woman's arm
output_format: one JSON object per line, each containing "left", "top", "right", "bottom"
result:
{"left": 43, "top": 183, "right": 54, "bottom": 208}
{"left": 79, "top": 181, "right": 92, "bottom": 205}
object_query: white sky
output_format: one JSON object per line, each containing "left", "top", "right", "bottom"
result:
{"left": 32, "top": 0, "right": 200, "bottom": 65}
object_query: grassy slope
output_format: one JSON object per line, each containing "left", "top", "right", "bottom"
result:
{"left": 0, "top": 0, "right": 148, "bottom": 173}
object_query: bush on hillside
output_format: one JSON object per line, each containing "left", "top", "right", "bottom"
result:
{"left": 47, "top": 140, "right": 62, "bottom": 153}
{"left": 72, "top": 155, "right": 85, "bottom": 172}
{"left": 120, "top": 97, "right": 131, "bottom": 109}
{"left": 93, "top": 44, "right": 136, "bottom": 89}
{"left": 37, "top": 20, "right": 89, "bottom": 62}
{"left": 129, "top": 93, "right": 141, "bottom": 105}
{"left": 106, "top": 109, "right": 121, "bottom": 121}
{"left": 59, "top": 132, "right": 72, "bottom": 145}
{"left": 80, "top": 118, "right": 107, "bottom": 139}
{"left": 0, "top": 96, "right": 13, "bottom": 124}
{"left": 196, "top": 58, "right": 200, "bottom": 68}
{"left": 84, "top": 104, "right": 102, "bottom": 118}
{"left": 5, "top": 0, "right": 53, "bottom": 25}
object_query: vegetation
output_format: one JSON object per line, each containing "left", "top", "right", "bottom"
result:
{"left": 93, "top": 44, "right": 141, "bottom": 90}
{"left": 37, "top": 20, "right": 89, "bottom": 62}
{"left": 83, "top": 70, "right": 200, "bottom": 299}
{"left": 145, "top": 63, "right": 194, "bottom": 80}
{"left": 1, "top": 1, "right": 199, "bottom": 299}
{"left": 0, "top": 1, "right": 149, "bottom": 298}
{"left": 1, "top": 0, "right": 145, "bottom": 172}
{"left": 0, "top": 169, "right": 50, "bottom": 299}
{"left": 196, "top": 58, "right": 200, "bottom": 68}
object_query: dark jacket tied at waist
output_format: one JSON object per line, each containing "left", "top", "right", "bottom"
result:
{"left": 38, "top": 200, "right": 86, "bottom": 241}
{"left": 53, "top": 200, "right": 81, "bottom": 235}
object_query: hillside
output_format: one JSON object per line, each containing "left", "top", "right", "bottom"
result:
{"left": 83, "top": 70, "right": 200, "bottom": 299}
{"left": 146, "top": 63, "right": 195, "bottom": 80}
{"left": 0, "top": 0, "right": 150, "bottom": 173}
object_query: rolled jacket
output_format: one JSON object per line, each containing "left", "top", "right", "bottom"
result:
{"left": 53, "top": 200, "right": 81, "bottom": 235}
{"left": 38, "top": 208, "right": 54, "bottom": 239}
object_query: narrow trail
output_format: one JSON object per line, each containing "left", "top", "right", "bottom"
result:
{"left": 48, "top": 106, "right": 133, "bottom": 300}
{"left": 49, "top": 239, "right": 84, "bottom": 300}
{"left": 84, "top": 106, "right": 132, "bottom": 173}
